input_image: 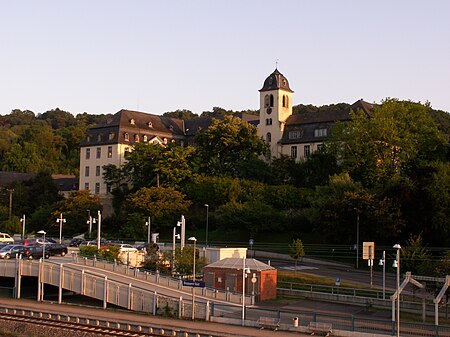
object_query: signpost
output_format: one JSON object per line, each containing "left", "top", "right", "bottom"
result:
{"left": 183, "top": 280, "right": 206, "bottom": 288}
{"left": 363, "top": 242, "right": 375, "bottom": 288}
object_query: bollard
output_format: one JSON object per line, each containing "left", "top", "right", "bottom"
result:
{"left": 293, "top": 317, "right": 299, "bottom": 328}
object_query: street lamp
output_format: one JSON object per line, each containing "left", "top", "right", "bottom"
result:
{"left": 97, "top": 210, "right": 102, "bottom": 249}
{"left": 87, "top": 209, "right": 92, "bottom": 238}
{"left": 354, "top": 208, "right": 360, "bottom": 269}
{"left": 56, "top": 213, "right": 66, "bottom": 244}
{"left": 20, "top": 214, "right": 26, "bottom": 240}
{"left": 145, "top": 216, "right": 151, "bottom": 245}
{"left": 172, "top": 223, "right": 181, "bottom": 272}
{"left": 37, "top": 230, "right": 46, "bottom": 302}
{"left": 241, "top": 257, "right": 250, "bottom": 326}
{"left": 188, "top": 237, "right": 197, "bottom": 320}
{"left": 204, "top": 204, "right": 209, "bottom": 247}
{"left": 378, "top": 250, "right": 386, "bottom": 300}
{"left": 393, "top": 244, "right": 401, "bottom": 337}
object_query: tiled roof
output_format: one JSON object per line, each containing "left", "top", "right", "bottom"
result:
{"left": 204, "top": 258, "right": 275, "bottom": 271}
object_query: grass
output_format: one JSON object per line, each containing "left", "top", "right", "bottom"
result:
{"left": 278, "top": 269, "right": 366, "bottom": 288}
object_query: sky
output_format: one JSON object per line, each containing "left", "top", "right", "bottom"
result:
{"left": 1, "top": 1, "right": 449, "bottom": 116}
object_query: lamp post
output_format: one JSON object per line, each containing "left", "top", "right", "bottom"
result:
{"left": 354, "top": 208, "right": 360, "bottom": 269}
{"left": 145, "top": 216, "right": 151, "bottom": 245}
{"left": 6, "top": 188, "right": 14, "bottom": 221}
{"left": 204, "top": 204, "right": 209, "bottom": 247}
{"left": 20, "top": 214, "right": 26, "bottom": 240}
{"left": 393, "top": 244, "right": 401, "bottom": 337}
{"left": 188, "top": 237, "right": 197, "bottom": 320}
{"left": 56, "top": 213, "right": 66, "bottom": 244}
{"left": 241, "top": 257, "right": 250, "bottom": 326}
{"left": 379, "top": 250, "right": 386, "bottom": 300}
{"left": 97, "top": 210, "right": 102, "bottom": 249}
{"left": 37, "top": 230, "right": 46, "bottom": 301}
{"left": 172, "top": 224, "right": 180, "bottom": 272}
{"left": 87, "top": 209, "right": 92, "bottom": 238}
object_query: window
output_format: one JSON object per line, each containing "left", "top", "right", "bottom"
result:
{"left": 314, "top": 128, "right": 328, "bottom": 137}
{"left": 86, "top": 148, "right": 90, "bottom": 160}
{"left": 169, "top": 125, "right": 174, "bottom": 131}
{"left": 124, "top": 133, "right": 129, "bottom": 141}
{"left": 86, "top": 135, "right": 91, "bottom": 142}
{"left": 108, "top": 146, "right": 112, "bottom": 158}
{"left": 97, "top": 134, "right": 102, "bottom": 142}
{"left": 106, "top": 184, "right": 112, "bottom": 194}
{"left": 269, "top": 94, "right": 274, "bottom": 107}
{"left": 289, "top": 130, "right": 303, "bottom": 139}
{"left": 108, "top": 132, "right": 115, "bottom": 140}
{"left": 84, "top": 183, "right": 89, "bottom": 190}
{"left": 96, "top": 166, "right": 101, "bottom": 176}
{"left": 130, "top": 118, "right": 135, "bottom": 125}
{"left": 147, "top": 121, "right": 153, "bottom": 128}
{"left": 266, "top": 132, "right": 271, "bottom": 142}
{"left": 264, "top": 95, "right": 270, "bottom": 107}
{"left": 286, "top": 96, "right": 289, "bottom": 108}
{"left": 266, "top": 118, "right": 272, "bottom": 126}
{"left": 134, "top": 134, "right": 139, "bottom": 142}
{"left": 85, "top": 166, "right": 90, "bottom": 177}
{"left": 96, "top": 147, "right": 101, "bottom": 159}
{"left": 163, "top": 138, "right": 168, "bottom": 144}
{"left": 95, "top": 183, "right": 100, "bottom": 194}
{"left": 304, "top": 145, "right": 311, "bottom": 157}
{"left": 282, "top": 95, "right": 286, "bottom": 107}
{"left": 143, "top": 135, "right": 148, "bottom": 142}
{"left": 291, "top": 146, "right": 297, "bottom": 158}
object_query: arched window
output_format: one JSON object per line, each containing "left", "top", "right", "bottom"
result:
{"left": 266, "top": 132, "right": 271, "bottom": 142}
{"left": 124, "top": 133, "right": 129, "bottom": 141}
{"left": 264, "top": 95, "right": 270, "bottom": 107}
{"left": 266, "top": 118, "right": 272, "bottom": 125}
{"left": 143, "top": 135, "right": 148, "bottom": 142}
{"left": 286, "top": 95, "right": 289, "bottom": 108}
{"left": 134, "top": 134, "right": 139, "bottom": 142}
{"left": 270, "top": 94, "right": 274, "bottom": 107}
{"left": 282, "top": 95, "right": 286, "bottom": 107}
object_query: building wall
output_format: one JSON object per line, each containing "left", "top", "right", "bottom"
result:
{"left": 202, "top": 267, "right": 277, "bottom": 301}
{"left": 280, "top": 141, "right": 324, "bottom": 161}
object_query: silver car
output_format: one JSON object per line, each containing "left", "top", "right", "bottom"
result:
{"left": 0, "top": 244, "right": 27, "bottom": 259}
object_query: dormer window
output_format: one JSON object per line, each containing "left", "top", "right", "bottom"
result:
{"left": 124, "top": 133, "right": 129, "bottom": 141}
{"left": 143, "top": 135, "right": 148, "bottom": 142}
{"left": 108, "top": 132, "right": 115, "bottom": 141}
{"left": 86, "top": 135, "right": 91, "bottom": 142}
{"left": 134, "top": 134, "right": 139, "bottom": 142}
{"left": 130, "top": 119, "right": 135, "bottom": 125}
{"left": 163, "top": 138, "right": 168, "bottom": 144}
{"left": 314, "top": 128, "right": 328, "bottom": 137}
{"left": 197, "top": 126, "right": 202, "bottom": 131}
{"left": 147, "top": 121, "right": 153, "bottom": 128}
{"left": 169, "top": 125, "right": 174, "bottom": 131}
{"left": 97, "top": 134, "right": 102, "bottom": 142}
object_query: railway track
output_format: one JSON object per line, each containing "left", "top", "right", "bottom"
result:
{"left": 0, "top": 309, "right": 215, "bottom": 337}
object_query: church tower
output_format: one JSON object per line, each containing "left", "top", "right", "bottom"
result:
{"left": 258, "top": 69, "right": 294, "bottom": 159}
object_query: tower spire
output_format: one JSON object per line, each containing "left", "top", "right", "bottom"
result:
{"left": 275, "top": 58, "right": 279, "bottom": 69}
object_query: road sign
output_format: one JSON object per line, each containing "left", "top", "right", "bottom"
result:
{"left": 249, "top": 239, "right": 254, "bottom": 246}
{"left": 182, "top": 280, "right": 205, "bottom": 288}
{"left": 363, "top": 242, "right": 375, "bottom": 260}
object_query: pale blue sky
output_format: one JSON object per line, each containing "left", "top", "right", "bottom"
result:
{"left": 1, "top": 1, "right": 449, "bottom": 116}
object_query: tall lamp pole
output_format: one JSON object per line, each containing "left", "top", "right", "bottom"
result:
{"left": 57, "top": 213, "right": 66, "bottom": 244}
{"left": 37, "top": 230, "right": 46, "bottom": 301}
{"left": 204, "top": 204, "right": 209, "bottom": 247}
{"left": 97, "top": 210, "right": 102, "bottom": 249}
{"left": 20, "top": 214, "right": 26, "bottom": 240}
{"left": 242, "top": 257, "right": 250, "bottom": 326}
{"left": 188, "top": 237, "right": 197, "bottom": 320}
{"left": 87, "top": 209, "right": 92, "bottom": 238}
{"left": 146, "top": 216, "right": 151, "bottom": 244}
{"left": 355, "top": 208, "right": 360, "bottom": 269}
{"left": 393, "top": 244, "right": 401, "bottom": 337}
{"left": 379, "top": 250, "right": 386, "bottom": 300}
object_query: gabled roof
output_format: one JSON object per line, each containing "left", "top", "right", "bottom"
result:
{"left": 204, "top": 258, "right": 275, "bottom": 271}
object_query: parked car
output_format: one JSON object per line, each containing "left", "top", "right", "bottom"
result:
{"left": 0, "top": 244, "right": 27, "bottom": 259}
{"left": 69, "top": 238, "right": 85, "bottom": 247}
{"left": 117, "top": 244, "right": 137, "bottom": 252}
{"left": 47, "top": 243, "right": 68, "bottom": 256}
{"left": 0, "top": 232, "right": 14, "bottom": 244}
{"left": 23, "top": 245, "right": 50, "bottom": 259}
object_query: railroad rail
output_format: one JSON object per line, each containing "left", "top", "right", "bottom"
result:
{"left": 0, "top": 307, "right": 216, "bottom": 337}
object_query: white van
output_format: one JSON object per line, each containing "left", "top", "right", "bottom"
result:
{"left": 0, "top": 233, "right": 14, "bottom": 243}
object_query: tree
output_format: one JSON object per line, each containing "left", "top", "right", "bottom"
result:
{"left": 289, "top": 238, "right": 305, "bottom": 271}
{"left": 330, "top": 99, "right": 448, "bottom": 187}
{"left": 401, "top": 234, "right": 433, "bottom": 275}
{"left": 163, "top": 109, "right": 198, "bottom": 120}
{"left": 194, "top": 115, "right": 268, "bottom": 176}
{"left": 125, "top": 186, "right": 192, "bottom": 230}
{"left": 174, "top": 246, "right": 207, "bottom": 276}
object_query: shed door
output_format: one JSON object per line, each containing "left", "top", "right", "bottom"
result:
{"left": 226, "top": 273, "right": 237, "bottom": 292}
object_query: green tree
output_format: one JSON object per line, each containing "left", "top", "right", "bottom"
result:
{"left": 163, "top": 109, "right": 198, "bottom": 120}
{"left": 174, "top": 246, "right": 207, "bottom": 276}
{"left": 289, "top": 238, "right": 305, "bottom": 271}
{"left": 194, "top": 115, "right": 268, "bottom": 176}
{"left": 125, "top": 186, "right": 191, "bottom": 230}
{"left": 401, "top": 234, "right": 433, "bottom": 275}
{"left": 330, "top": 99, "right": 448, "bottom": 187}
